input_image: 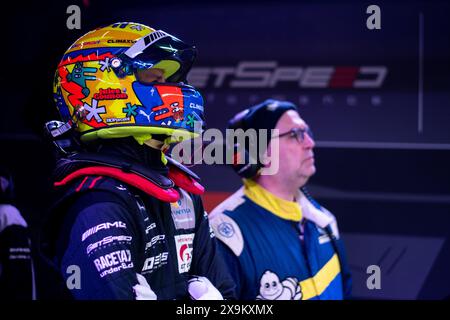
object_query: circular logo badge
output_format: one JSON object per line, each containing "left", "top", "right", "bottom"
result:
{"left": 218, "top": 222, "right": 235, "bottom": 238}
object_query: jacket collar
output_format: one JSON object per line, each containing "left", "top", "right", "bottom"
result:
{"left": 242, "top": 179, "right": 336, "bottom": 229}
{"left": 297, "top": 191, "right": 334, "bottom": 228}
{"left": 243, "top": 179, "right": 302, "bottom": 222}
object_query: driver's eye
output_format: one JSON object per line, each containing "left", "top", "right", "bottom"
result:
{"left": 136, "top": 68, "right": 166, "bottom": 84}
{"left": 272, "top": 281, "right": 277, "bottom": 287}
{"left": 265, "top": 283, "right": 270, "bottom": 289}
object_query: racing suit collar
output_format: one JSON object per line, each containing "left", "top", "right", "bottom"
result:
{"left": 54, "top": 166, "right": 180, "bottom": 202}
{"left": 243, "top": 179, "right": 302, "bottom": 222}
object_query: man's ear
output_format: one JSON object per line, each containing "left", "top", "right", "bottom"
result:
{"left": 260, "top": 133, "right": 280, "bottom": 176}
{"left": 260, "top": 144, "right": 271, "bottom": 166}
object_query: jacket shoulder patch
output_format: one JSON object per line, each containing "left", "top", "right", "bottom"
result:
{"left": 209, "top": 213, "right": 244, "bottom": 257}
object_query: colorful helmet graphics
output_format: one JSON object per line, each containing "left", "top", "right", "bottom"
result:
{"left": 53, "top": 22, "right": 204, "bottom": 144}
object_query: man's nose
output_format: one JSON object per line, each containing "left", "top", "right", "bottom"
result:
{"left": 303, "top": 131, "right": 315, "bottom": 148}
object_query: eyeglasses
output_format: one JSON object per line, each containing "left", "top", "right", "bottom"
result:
{"left": 272, "top": 127, "right": 314, "bottom": 143}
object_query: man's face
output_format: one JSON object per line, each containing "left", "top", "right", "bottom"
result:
{"left": 270, "top": 110, "right": 316, "bottom": 186}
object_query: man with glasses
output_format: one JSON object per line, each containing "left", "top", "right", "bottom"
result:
{"left": 209, "top": 99, "right": 352, "bottom": 300}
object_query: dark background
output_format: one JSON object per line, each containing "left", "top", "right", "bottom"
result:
{"left": 2, "top": 0, "right": 449, "bottom": 299}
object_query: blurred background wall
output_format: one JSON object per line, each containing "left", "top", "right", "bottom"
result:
{"left": 2, "top": 0, "right": 449, "bottom": 299}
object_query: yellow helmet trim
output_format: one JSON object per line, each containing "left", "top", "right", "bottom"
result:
{"left": 80, "top": 126, "right": 198, "bottom": 144}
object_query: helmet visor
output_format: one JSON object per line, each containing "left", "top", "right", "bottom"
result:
{"left": 122, "top": 30, "right": 196, "bottom": 83}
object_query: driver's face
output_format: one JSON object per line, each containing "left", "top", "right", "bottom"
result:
{"left": 136, "top": 68, "right": 166, "bottom": 83}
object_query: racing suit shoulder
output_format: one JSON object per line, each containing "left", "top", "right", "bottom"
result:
{"left": 60, "top": 200, "right": 141, "bottom": 299}
{"left": 209, "top": 188, "right": 247, "bottom": 257}
{"left": 0, "top": 204, "right": 27, "bottom": 232}
{"left": 57, "top": 177, "right": 145, "bottom": 299}
{"left": 48, "top": 175, "right": 147, "bottom": 300}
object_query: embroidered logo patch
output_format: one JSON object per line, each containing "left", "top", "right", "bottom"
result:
{"left": 174, "top": 233, "right": 195, "bottom": 274}
{"left": 256, "top": 270, "right": 302, "bottom": 300}
{"left": 170, "top": 189, "right": 195, "bottom": 230}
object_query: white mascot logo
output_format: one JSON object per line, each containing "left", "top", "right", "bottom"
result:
{"left": 256, "top": 270, "right": 302, "bottom": 300}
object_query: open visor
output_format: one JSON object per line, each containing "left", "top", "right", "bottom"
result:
{"left": 121, "top": 30, "right": 197, "bottom": 83}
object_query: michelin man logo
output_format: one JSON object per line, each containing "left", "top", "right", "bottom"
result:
{"left": 256, "top": 270, "right": 302, "bottom": 300}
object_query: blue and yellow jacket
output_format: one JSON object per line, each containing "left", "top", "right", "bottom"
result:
{"left": 209, "top": 180, "right": 352, "bottom": 300}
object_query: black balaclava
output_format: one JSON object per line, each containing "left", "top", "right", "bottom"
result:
{"left": 92, "top": 136, "right": 168, "bottom": 175}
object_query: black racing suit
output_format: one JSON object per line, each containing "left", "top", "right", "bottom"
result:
{"left": 40, "top": 139, "right": 236, "bottom": 300}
